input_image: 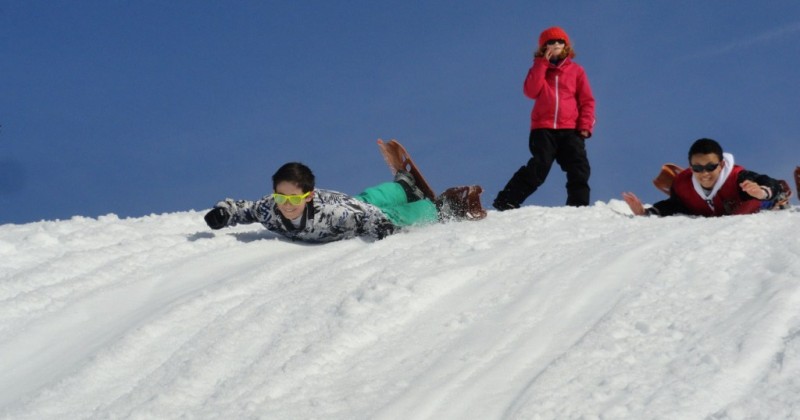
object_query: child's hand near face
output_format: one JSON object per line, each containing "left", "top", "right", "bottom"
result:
{"left": 544, "top": 44, "right": 563, "bottom": 60}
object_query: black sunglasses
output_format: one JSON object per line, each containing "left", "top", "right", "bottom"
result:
{"left": 546, "top": 39, "right": 566, "bottom": 46}
{"left": 690, "top": 162, "right": 721, "bottom": 173}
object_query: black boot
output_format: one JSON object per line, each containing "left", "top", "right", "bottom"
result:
{"left": 493, "top": 164, "right": 542, "bottom": 211}
{"left": 394, "top": 170, "right": 425, "bottom": 202}
{"left": 492, "top": 194, "right": 520, "bottom": 211}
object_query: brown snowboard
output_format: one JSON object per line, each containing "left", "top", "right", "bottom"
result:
{"left": 376, "top": 139, "right": 487, "bottom": 220}
{"left": 652, "top": 163, "right": 684, "bottom": 195}
{"left": 377, "top": 139, "right": 436, "bottom": 200}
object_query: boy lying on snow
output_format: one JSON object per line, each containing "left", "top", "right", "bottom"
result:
{"left": 622, "top": 138, "right": 790, "bottom": 217}
{"left": 204, "top": 162, "right": 483, "bottom": 243}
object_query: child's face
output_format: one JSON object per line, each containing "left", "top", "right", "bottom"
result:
{"left": 545, "top": 39, "right": 566, "bottom": 58}
{"left": 274, "top": 181, "right": 313, "bottom": 220}
{"left": 689, "top": 153, "right": 724, "bottom": 189}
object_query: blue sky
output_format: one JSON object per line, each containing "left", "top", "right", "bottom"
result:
{"left": 2, "top": 1, "right": 800, "bottom": 224}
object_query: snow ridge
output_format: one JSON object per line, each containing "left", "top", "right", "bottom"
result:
{"left": 1, "top": 202, "right": 799, "bottom": 419}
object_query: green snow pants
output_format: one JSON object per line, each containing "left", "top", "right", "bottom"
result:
{"left": 355, "top": 182, "right": 438, "bottom": 227}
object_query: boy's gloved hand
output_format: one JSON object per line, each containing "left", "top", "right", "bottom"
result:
{"left": 204, "top": 207, "right": 230, "bottom": 230}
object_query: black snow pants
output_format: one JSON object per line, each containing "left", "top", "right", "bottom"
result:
{"left": 494, "top": 129, "right": 591, "bottom": 209}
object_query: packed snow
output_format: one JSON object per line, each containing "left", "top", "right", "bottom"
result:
{"left": 1, "top": 201, "right": 799, "bottom": 419}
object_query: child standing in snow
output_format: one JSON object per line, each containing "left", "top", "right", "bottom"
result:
{"left": 494, "top": 26, "right": 596, "bottom": 210}
{"left": 204, "top": 162, "right": 478, "bottom": 243}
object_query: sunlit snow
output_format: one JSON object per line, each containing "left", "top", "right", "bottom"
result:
{"left": 2, "top": 201, "right": 799, "bottom": 419}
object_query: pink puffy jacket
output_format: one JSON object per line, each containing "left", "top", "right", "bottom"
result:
{"left": 523, "top": 57, "right": 596, "bottom": 136}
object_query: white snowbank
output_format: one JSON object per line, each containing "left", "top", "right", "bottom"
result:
{"left": 1, "top": 201, "right": 799, "bottom": 419}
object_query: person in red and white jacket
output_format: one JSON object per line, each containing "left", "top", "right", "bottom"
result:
{"left": 622, "top": 138, "right": 788, "bottom": 217}
{"left": 494, "top": 26, "right": 596, "bottom": 210}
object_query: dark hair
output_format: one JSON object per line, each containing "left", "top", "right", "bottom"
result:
{"left": 272, "top": 162, "right": 315, "bottom": 192}
{"left": 688, "top": 138, "right": 723, "bottom": 161}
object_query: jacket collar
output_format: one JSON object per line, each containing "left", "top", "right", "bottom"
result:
{"left": 549, "top": 57, "right": 571, "bottom": 68}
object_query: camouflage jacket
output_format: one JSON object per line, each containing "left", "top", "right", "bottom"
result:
{"left": 215, "top": 189, "right": 396, "bottom": 243}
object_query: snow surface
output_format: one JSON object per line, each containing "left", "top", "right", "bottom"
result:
{"left": 1, "top": 201, "right": 800, "bottom": 419}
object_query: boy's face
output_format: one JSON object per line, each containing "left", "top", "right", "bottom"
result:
{"left": 274, "top": 181, "right": 313, "bottom": 220}
{"left": 689, "top": 153, "right": 724, "bottom": 189}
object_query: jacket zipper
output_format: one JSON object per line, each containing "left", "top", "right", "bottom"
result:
{"left": 553, "top": 75, "right": 560, "bottom": 129}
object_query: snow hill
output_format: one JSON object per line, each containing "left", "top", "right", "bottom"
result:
{"left": 2, "top": 201, "right": 800, "bottom": 419}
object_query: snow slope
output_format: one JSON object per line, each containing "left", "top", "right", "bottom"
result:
{"left": 1, "top": 201, "right": 799, "bottom": 419}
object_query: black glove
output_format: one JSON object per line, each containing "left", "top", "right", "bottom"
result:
{"left": 204, "top": 207, "right": 230, "bottom": 230}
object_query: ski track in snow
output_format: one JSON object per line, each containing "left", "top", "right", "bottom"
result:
{"left": 1, "top": 201, "right": 800, "bottom": 419}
